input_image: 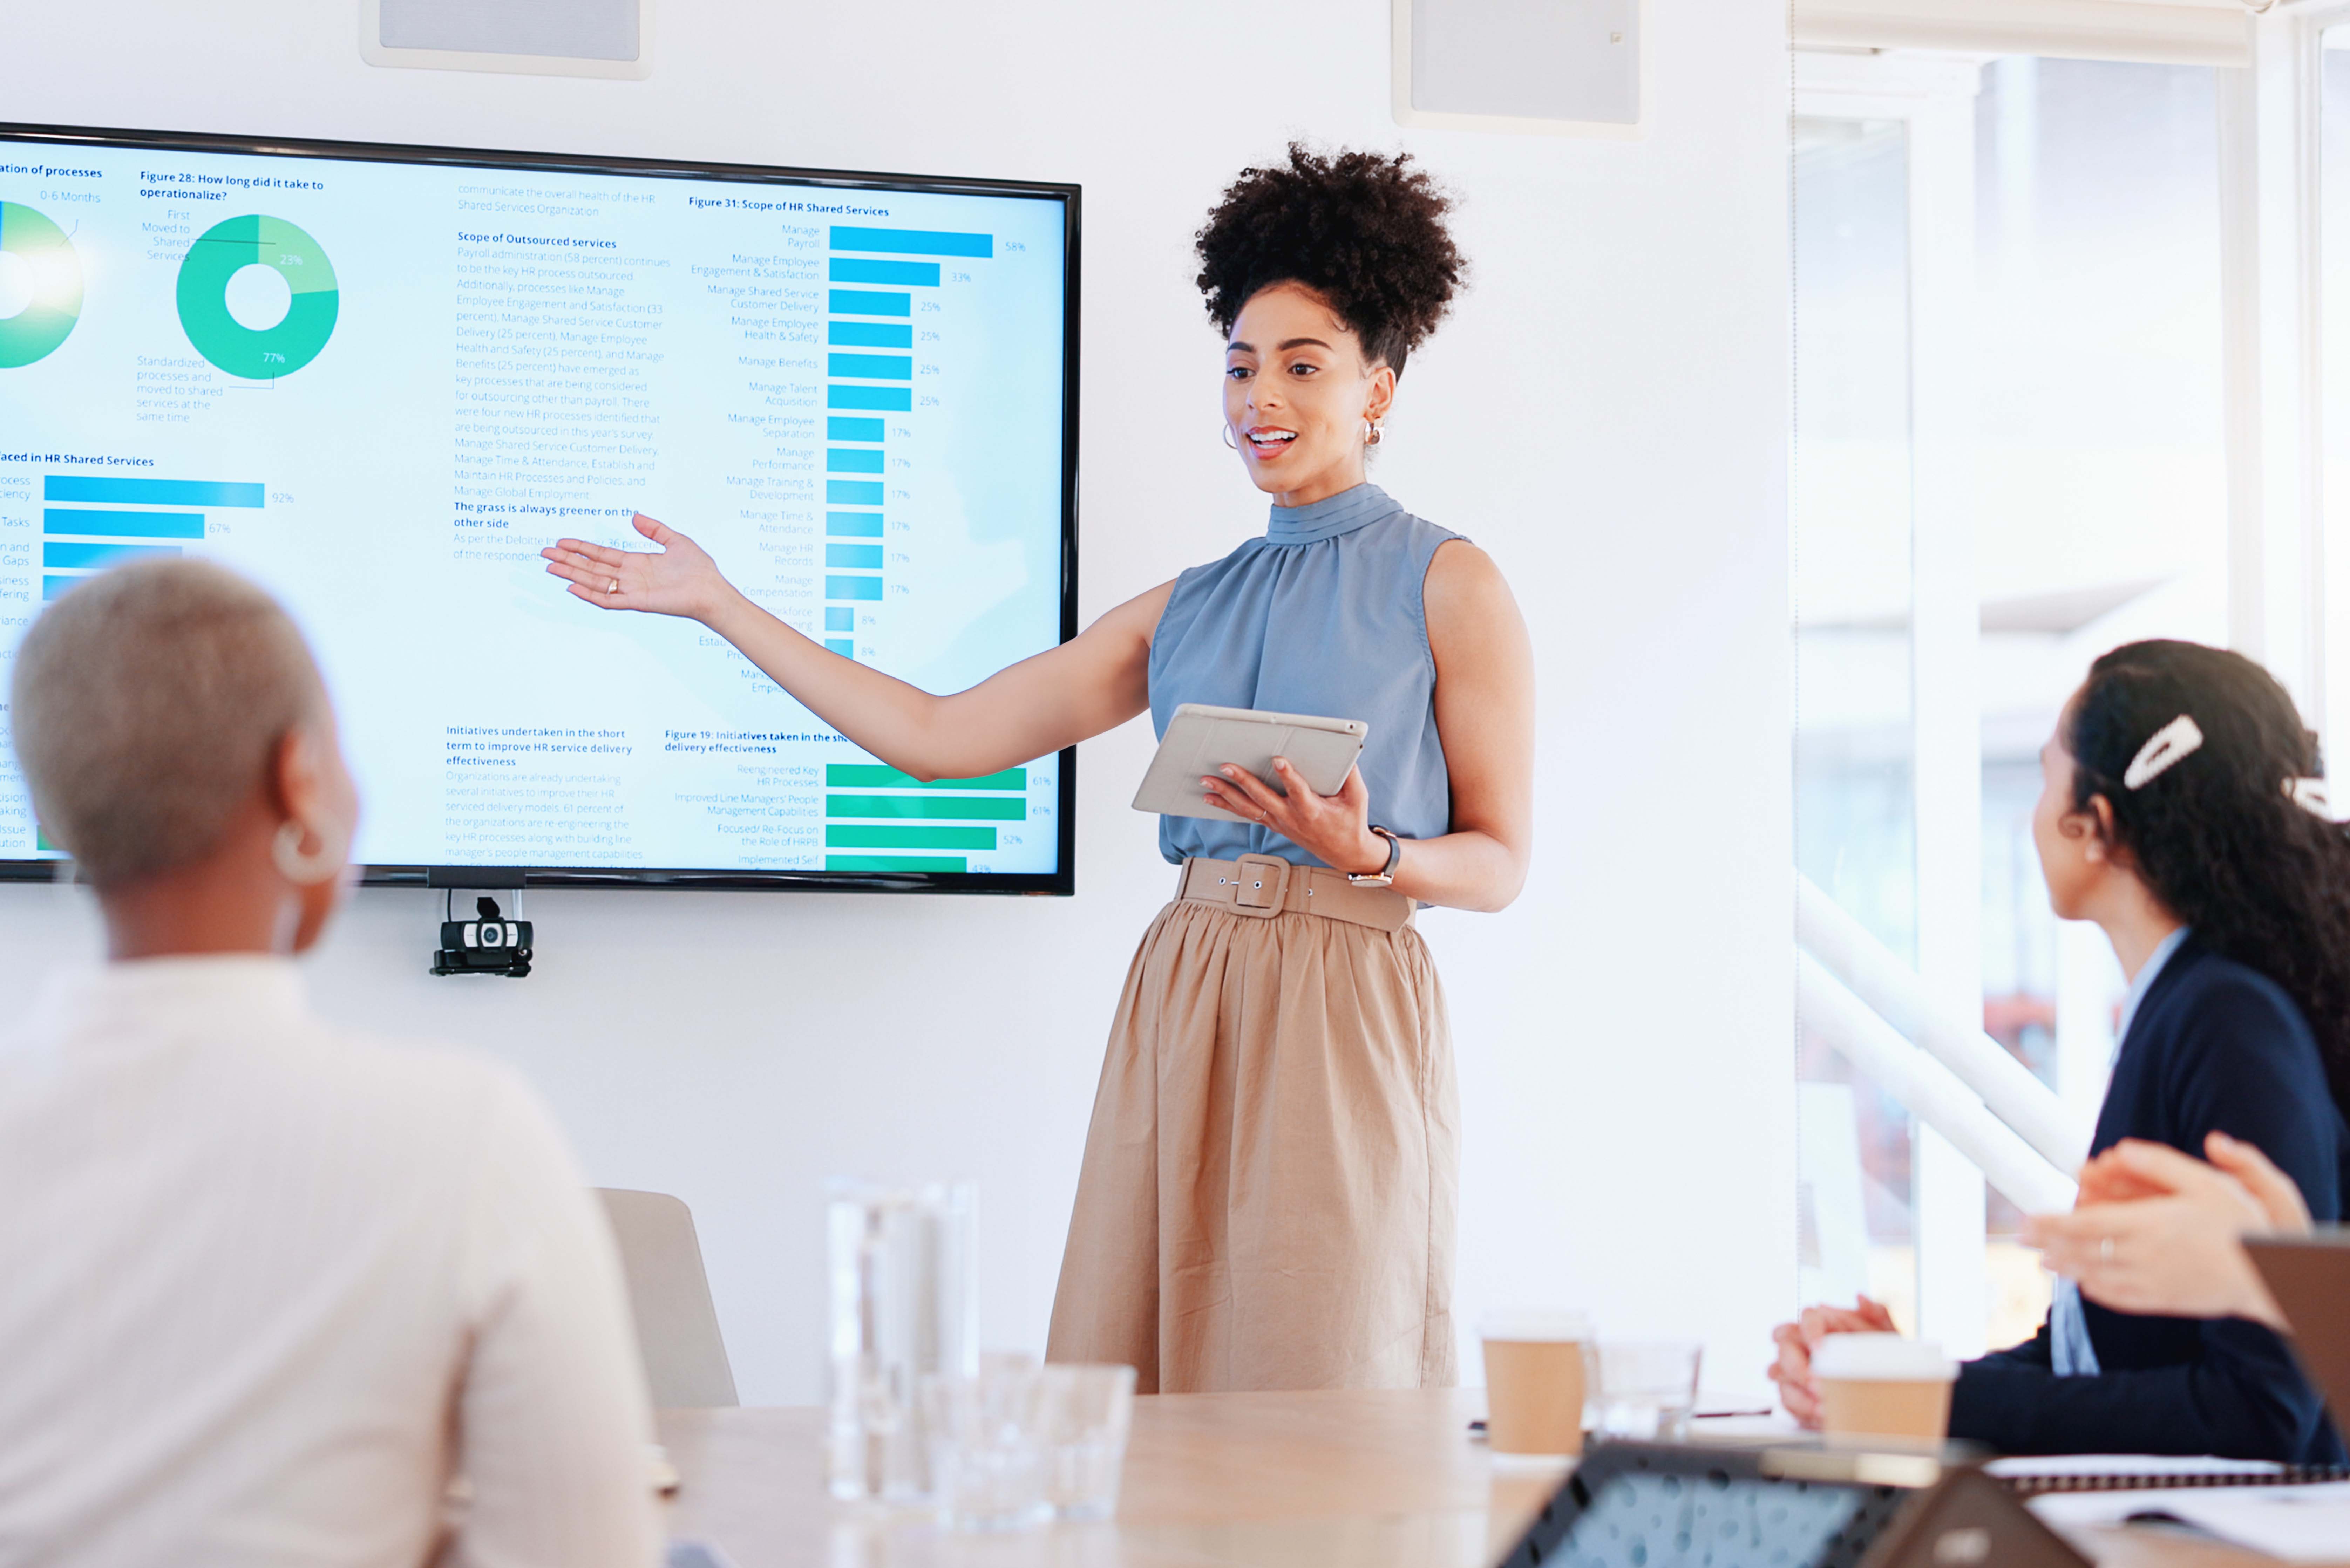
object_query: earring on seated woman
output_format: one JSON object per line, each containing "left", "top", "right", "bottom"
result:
{"left": 1364, "top": 417, "right": 1384, "bottom": 448}
{"left": 272, "top": 819, "right": 344, "bottom": 885}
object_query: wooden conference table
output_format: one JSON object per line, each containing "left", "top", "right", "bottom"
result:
{"left": 656, "top": 1389, "right": 2331, "bottom": 1568}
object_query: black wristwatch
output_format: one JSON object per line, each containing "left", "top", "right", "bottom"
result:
{"left": 1348, "top": 826, "right": 1404, "bottom": 887}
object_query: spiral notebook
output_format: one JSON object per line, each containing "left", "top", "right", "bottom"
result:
{"left": 1991, "top": 1455, "right": 2350, "bottom": 1495}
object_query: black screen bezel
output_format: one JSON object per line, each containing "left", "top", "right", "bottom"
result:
{"left": 0, "top": 121, "right": 1080, "bottom": 897}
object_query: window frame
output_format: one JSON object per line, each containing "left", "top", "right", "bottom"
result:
{"left": 1795, "top": 50, "right": 1992, "bottom": 1358}
{"left": 1795, "top": 2, "right": 2350, "bottom": 1351}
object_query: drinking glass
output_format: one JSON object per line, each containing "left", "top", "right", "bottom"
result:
{"left": 1593, "top": 1341, "right": 1703, "bottom": 1443}
{"left": 825, "top": 1179, "right": 977, "bottom": 1505}
{"left": 1039, "top": 1363, "right": 1136, "bottom": 1521}
{"left": 921, "top": 1354, "right": 1052, "bottom": 1532}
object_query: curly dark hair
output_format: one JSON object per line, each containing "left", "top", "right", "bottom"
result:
{"left": 1194, "top": 143, "right": 1463, "bottom": 375}
{"left": 2066, "top": 639, "right": 2350, "bottom": 1119}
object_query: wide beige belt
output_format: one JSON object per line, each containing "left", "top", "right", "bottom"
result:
{"left": 1175, "top": 854, "right": 1413, "bottom": 933}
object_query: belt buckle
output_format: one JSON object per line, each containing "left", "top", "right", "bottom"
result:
{"left": 1228, "top": 854, "right": 1290, "bottom": 917}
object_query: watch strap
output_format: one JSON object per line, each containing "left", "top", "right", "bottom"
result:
{"left": 1349, "top": 826, "right": 1403, "bottom": 885}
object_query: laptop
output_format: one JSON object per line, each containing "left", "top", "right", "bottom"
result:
{"left": 2248, "top": 1225, "right": 2350, "bottom": 1427}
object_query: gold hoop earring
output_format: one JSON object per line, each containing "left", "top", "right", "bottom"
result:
{"left": 272, "top": 819, "right": 344, "bottom": 886}
{"left": 1222, "top": 425, "right": 1238, "bottom": 450}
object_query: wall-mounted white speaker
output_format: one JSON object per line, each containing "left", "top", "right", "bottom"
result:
{"left": 360, "top": 0, "right": 652, "bottom": 79}
{"left": 1392, "top": 0, "right": 1643, "bottom": 137}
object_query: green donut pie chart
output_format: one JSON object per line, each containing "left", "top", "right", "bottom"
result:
{"left": 0, "top": 202, "right": 84, "bottom": 369}
{"left": 177, "top": 214, "right": 338, "bottom": 380}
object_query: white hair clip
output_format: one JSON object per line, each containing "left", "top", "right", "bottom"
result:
{"left": 2289, "top": 777, "right": 2335, "bottom": 819}
{"left": 2123, "top": 714, "right": 2204, "bottom": 790}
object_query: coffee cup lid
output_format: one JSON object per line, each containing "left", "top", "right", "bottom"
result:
{"left": 1479, "top": 1311, "right": 1592, "bottom": 1342}
{"left": 1812, "top": 1333, "right": 1956, "bottom": 1382}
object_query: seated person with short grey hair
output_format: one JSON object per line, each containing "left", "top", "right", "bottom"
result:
{"left": 0, "top": 561, "right": 659, "bottom": 1566}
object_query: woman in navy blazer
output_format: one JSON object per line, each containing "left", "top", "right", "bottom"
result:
{"left": 1773, "top": 640, "right": 2350, "bottom": 1461}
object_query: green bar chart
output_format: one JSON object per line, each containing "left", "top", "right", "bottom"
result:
{"left": 826, "top": 793, "right": 1024, "bottom": 820}
{"left": 821, "top": 761, "right": 1030, "bottom": 871}
{"left": 827, "top": 765, "right": 1025, "bottom": 790}
{"left": 825, "top": 825, "right": 996, "bottom": 849}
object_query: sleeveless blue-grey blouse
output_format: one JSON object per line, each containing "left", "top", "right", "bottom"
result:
{"left": 1149, "top": 483, "right": 1463, "bottom": 868}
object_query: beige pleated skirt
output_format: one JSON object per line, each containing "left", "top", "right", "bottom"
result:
{"left": 1045, "top": 890, "right": 1459, "bottom": 1394}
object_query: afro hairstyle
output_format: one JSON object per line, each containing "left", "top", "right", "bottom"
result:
{"left": 1194, "top": 143, "right": 1463, "bottom": 375}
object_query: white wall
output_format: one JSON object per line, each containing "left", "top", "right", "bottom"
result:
{"left": 2, "top": 0, "right": 1796, "bottom": 1404}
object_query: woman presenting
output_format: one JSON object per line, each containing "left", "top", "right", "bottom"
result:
{"left": 543, "top": 145, "right": 1534, "bottom": 1393}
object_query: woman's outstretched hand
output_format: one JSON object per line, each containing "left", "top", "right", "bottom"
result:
{"left": 1201, "top": 759, "right": 1386, "bottom": 875}
{"left": 542, "top": 513, "right": 735, "bottom": 622}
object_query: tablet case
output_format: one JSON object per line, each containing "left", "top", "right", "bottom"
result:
{"left": 1861, "top": 1467, "right": 2092, "bottom": 1568}
{"left": 1130, "top": 704, "right": 1368, "bottom": 823}
{"left": 2248, "top": 1226, "right": 2350, "bottom": 1431}
{"left": 1494, "top": 1441, "right": 2088, "bottom": 1568}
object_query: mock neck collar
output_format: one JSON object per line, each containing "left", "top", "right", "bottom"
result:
{"left": 40, "top": 953, "right": 309, "bottom": 1034}
{"left": 1264, "top": 483, "right": 1401, "bottom": 545}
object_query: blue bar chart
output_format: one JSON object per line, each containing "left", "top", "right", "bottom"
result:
{"left": 39, "top": 509, "right": 205, "bottom": 538}
{"left": 821, "top": 223, "right": 996, "bottom": 666}
{"left": 830, "top": 258, "right": 938, "bottom": 287}
{"left": 829, "top": 322, "right": 909, "bottom": 349}
{"left": 36, "top": 473, "right": 263, "bottom": 600}
{"left": 828, "top": 289, "right": 909, "bottom": 316}
{"left": 43, "top": 541, "right": 180, "bottom": 570}
{"left": 831, "top": 227, "right": 995, "bottom": 258}
{"left": 828, "top": 386, "right": 910, "bottom": 412}
{"left": 43, "top": 476, "right": 264, "bottom": 508}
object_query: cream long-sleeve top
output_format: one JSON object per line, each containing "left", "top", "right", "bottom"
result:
{"left": 0, "top": 955, "right": 662, "bottom": 1568}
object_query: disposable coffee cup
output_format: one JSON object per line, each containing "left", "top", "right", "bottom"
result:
{"left": 1813, "top": 1334, "right": 1956, "bottom": 1447}
{"left": 1480, "top": 1312, "right": 1594, "bottom": 1458}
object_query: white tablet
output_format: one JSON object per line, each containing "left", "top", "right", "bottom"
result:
{"left": 1132, "top": 703, "right": 1370, "bottom": 823}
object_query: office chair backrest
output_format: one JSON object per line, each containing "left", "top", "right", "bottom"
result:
{"left": 596, "top": 1188, "right": 739, "bottom": 1409}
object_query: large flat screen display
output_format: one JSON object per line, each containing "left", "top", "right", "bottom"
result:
{"left": 0, "top": 124, "right": 1078, "bottom": 892}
